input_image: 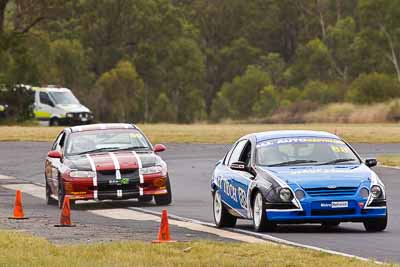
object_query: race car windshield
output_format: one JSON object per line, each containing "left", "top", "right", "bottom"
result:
{"left": 256, "top": 137, "right": 360, "bottom": 167}
{"left": 65, "top": 129, "right": 151, "bottom": 155}
{"left": 49, "top": 91, "right": 80, "bottom": 105}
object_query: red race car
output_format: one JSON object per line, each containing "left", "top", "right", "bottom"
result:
{"left": 45, "top": 123, "right": 172, "bottom": 208}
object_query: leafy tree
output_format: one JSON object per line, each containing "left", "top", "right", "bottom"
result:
{"left": 325, "top": 17, "right": 356, "bottom": 82}
{"left": 0, "top": 33, "right": 40, "bottom": 86}
{"left": 358, "top": 0, "right": 400, "bottom": 81}
{"left": 213, "top": 65, "right": 271, "bottom": 119}
{"left": 288, "top": 38, "right": 333, "bottom": 86}
{"left": 302, "top": 80, "right": 340, "bottom": 104}
{"left": 95, "top": 60, "right": 144, "bottom": 122}
{"left": 154, "top": 37, "right": 205, "bottom": 123}
{"left": 151, "top": 93, "right": 177, "bottom": 122}
{"left": 252, "top": 85, "right": 279, "bottom": 117}
{"left": 209, "top": 91, "right": 229, "bottom": 122}
{"left": 259, "top": 53, "right": 286, "bottom": 86}
{"left": 281, "top": 87, "right": 301, "bottom": 103}
{"left": 346, "top": 72, "right": 400, "bottom": 104}
{"left": 219, "top": 37, "right": 262, "bottom": 85}
{"left": 49, "top": 39, "right": 91, "bottom": 92}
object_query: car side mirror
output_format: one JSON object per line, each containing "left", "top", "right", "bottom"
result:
{"left": 230, "top": 161, "right": 247, "bottom": 171}
{"left": 154, "top": 144, "right": 166, "bottom": 153}
{"left": 365, "top": 158, "right": 377, "bottom": 168}
{"left": 48, "top": 150, "right": 62, "bottom": 159}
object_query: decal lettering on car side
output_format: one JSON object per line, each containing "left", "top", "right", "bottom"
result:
{"left": 223, "top": 180, "right": 238, "bottom": 202}
{"left": 238, "top": 187, "right": 247, "bottom": 209}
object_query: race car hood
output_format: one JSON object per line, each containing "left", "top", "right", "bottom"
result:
{"left": 56, "top": 103, "right": 90, "bottom": 113}
{"left": 262, "top": 164, "right": 371, "bottom": 189}
{"left": 64, "top": 151, "right": 159, "bottom": 171}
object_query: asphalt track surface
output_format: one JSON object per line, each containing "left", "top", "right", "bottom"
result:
{"left": 1, "top": 142, "right": 400, "bottom": 262}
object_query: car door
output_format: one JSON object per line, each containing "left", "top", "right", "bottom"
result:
{"left": 36, "top": 91, "right": 56, "bottom": 121}
{"left": 46, "top": 131, "right": 66, "bottom": 193}
{"left": 219, "top": 139, "right": 254, "bottom": 218}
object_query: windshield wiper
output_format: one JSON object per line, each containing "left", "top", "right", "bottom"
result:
{"left": 317, "top": 158, "right": 356, "bottom": 165}
{"left": 267, "top": 160, "right": 318, "bottom": 167}
{"left": 77, "top": 146, "right": 150, "bottom": 155}
{"left": 78, "top": 147, "right": 120, "bottom": 155}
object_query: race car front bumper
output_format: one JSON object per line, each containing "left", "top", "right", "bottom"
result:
{"left": 62, "top": 174, "right": 168, "bottom": 201}
{"left": 265, "top": 198, "right": 387, "bottom": 223}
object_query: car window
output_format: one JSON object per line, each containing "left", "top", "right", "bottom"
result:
{"left": 256, "top": 137, "right": 360, "bottom": 166}
{"left": 52, "top": 132, "right": 65, "bottom": 151}
{"left": 49, "top": 91, "right": 79, "bottom": 105}
{"left": 240, "top": 141, "right": 252, "bottom": 165}
{"left": 40, "top": 92, "right": 54, "bottom": 107}
{"left": 228, "top": 140, "right": 248, "bottom": 166}
{"left": 65, "top": 129, "right": 151, "bottom": 155}
{"left": 223, "top": 145, "right": 235, "bottom": 165}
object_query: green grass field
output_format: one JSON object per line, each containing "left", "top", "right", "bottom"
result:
{"left": 0, "top": 230, "right": 391, "bottom": 267}
{"left": 1, "top": 123, "right": 400, "bottom": 143}
{"left": 378, "top": 155, "right": 400, "bottom": 167}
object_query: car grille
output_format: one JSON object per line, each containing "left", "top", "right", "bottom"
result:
{"left": 304, "top": 187, "right": 358, "bottom": 197}
{"left": 95, "top": 169, "right": 140, "bottom": 192}
{"left": 97, "top": 169, "right": 138, "bottom": 181}
{"left": 312, "top": 209, "right": 355, "bottom": 216}
{"left": 70, "top": 112, "right": 91, "bottom": 119}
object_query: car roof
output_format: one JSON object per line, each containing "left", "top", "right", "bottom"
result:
{"left": 68, "top": 123, "right": 136, "bottom": 133}
{"left": 32, "top": 86, "right": 71, "bottom": 92}
{"left": 251, "top": 130, "right": 341, "bottom": 143}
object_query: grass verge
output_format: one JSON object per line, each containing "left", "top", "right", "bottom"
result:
{"left": 1, "top": 123, "right": 400, "bottom": 144}
{"left": 378, "top": 154, "right": 400, "bottom": 167}
{"left": 0, "top": 230, "right": 391, "bottom": 267}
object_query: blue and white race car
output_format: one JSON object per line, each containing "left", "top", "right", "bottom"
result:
{"left": 211, "top": 130, "right": 387, "bottom": 232}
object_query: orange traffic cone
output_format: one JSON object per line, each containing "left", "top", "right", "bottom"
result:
{"left": 152, "top": 209, "right": 176, "bottom": 243}
{"left": 54, "top": 196, "right": 75, "bottom": 227}
{"left": 8, "top": 190, "right": 28, "bottom": 220}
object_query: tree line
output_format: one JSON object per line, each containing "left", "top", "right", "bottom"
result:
{"left": 1, "top": 0, "right": 400, "bottom": 123}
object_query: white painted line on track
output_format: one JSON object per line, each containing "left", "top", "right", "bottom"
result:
{"left": 2, "top": 183, "right": 45, "bottom": 199}
{"left": 0, "top": 175, "right": 15, "bottom": 180}
{"left": 90, "top": 208, "right": 266, "bottom": 243}
{"left": 0, "top": 180, "right": 385, "bottom": 263}
{"left": 90, "top": 209, "right": 159, "bottom": 221}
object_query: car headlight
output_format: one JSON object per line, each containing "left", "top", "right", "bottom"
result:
{"left": 295, "top": 189, "right": 305, "bottom": 200}
{"left": 279, "top": 188, "right": 293, "bottom": 202}
{"left": 70, "top": 170, "right": 96, "bottom": 178}
{"left": 66, "top": 113, "right": 74, "bottom": 118}
{"left": 371, "top": 185, "right": 382, "bottom": 198}
{"left": 140, "top": 166, "right": 163, "bottom": 175}
{"left": 360, "top": 188, "right": 369, "bottom": 198}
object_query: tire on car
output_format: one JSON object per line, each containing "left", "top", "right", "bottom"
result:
{"left": 252, "top": 191, "right": 275, "bottom": 232}
{"left": 154, "top": 176, "right": 172, "bottom": 205}
{"left": 321, "top": 221, "right": 340, "bottom": 229}
{"left": 138, "top": 195, "right": 153, "bottom": 203}
{"left": 50, "top": 117, "right": 60, "bottom": 126}
{"left": 57, "top": 178, "right": 65, "bottom": 209}
{"left": 45, "top": 178, "right": 57, "bottom": 205}
{"left": 212, "top": 190, "right": 237, "bottom": 228}
{"left": 363, "top": 214, "right": 387, "bottom": 232}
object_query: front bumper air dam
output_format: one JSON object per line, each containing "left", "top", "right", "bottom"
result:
{"left": 265, "top": 199, "right": 387, "bottom": 223}
{"left": 63, "top": 174, "right": 168, "bottom": 200}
